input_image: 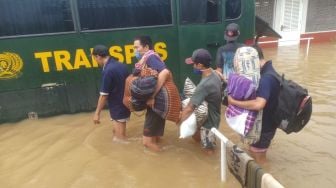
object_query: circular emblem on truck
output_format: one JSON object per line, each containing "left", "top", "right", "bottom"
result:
{"left": 0, "top": 52, "right": 23, "bottom": 79}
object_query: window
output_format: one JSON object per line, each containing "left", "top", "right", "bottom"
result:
{"left": 180, "top": 0, "right": 220, "bottom": 24}
{"left": 78, "top": 0, "right": 172, "bottom": 30}
{"left": 0, "top": 0, "right": 74, "bottom": 37}
{"left": 306, "top": 0, "right": 336, "bottom": 32}
{"left": 255, "top": 0, "right": 275, "bottom": 26}
{"left": 226, "top": 0, "right": 241, "bottom": 19}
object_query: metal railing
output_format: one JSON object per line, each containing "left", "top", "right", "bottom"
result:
{"left": 258, "top": 37, "right": 314, "bottom": 57}
{"left": 211, "top": 127, "right": 284, "bottom": 187}
{"left": 211, "top": 127, "right": 229, "bottom": 182}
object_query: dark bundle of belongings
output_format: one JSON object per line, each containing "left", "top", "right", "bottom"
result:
{"left": 123, "top": 67, "right": 181, "bottom": 123}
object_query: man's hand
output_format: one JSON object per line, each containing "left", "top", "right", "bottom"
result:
{"left": 227, "top": 95, "right": 234, "bottom": 105}
{"left": 215, "top": 69, "right": 225, "bottom": 81}
{"left": 146, "top": 97, "right": 155, "bottom": 108}
{"left": 93, "top": 113, "right": 100, "bottom": 124}
{"left": 94, "top": 95, "right": 108, "bottom": 124}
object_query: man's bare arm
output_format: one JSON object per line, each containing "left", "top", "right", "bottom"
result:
{"left": 228, "top": 96, "right": 266, "bottom": 111}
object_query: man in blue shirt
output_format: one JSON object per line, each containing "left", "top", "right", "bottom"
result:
{"left": 92, "top": 45, "right": 131, "bottom": 143}
{"left": 133, "top": 36, "right": 171, "bottom": 152}
{"left": 228, "top": 45, "right": 280, "bottom": 163}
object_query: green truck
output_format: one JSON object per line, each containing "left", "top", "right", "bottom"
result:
{"left": 0, "top": 0, "right": 258, "bottom": 123}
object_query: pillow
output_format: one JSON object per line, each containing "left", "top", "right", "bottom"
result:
{"left": 183, "top": 77, "right": 196, "bottom": 98}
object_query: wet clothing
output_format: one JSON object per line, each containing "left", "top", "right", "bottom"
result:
{"left": 216, "top": 41, "right": 244, "bottom": 78}
{"left": 100, "top": 58, "right": 130, "bottom": 120}
{"left": 143, "top": 108, "right": 165, "bottom": 137}
{"left": 191, "top": 70, "right": 222, "bottom": 149}
{"left": 251, "top": 61, "right": 280, "bottom": 149}
{"left": 143, "top": 54, "right": 167, "bottom": 137}
{"left": 200, "top": 127, "right": 217, "bottom": 149}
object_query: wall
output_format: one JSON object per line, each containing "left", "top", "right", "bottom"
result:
{"left": 305, "top": 0, "right": 336, "bottom": 32}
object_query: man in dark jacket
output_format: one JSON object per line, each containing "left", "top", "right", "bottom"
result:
{"left": 228, "top": 45, "right": 280, "bottom": 163}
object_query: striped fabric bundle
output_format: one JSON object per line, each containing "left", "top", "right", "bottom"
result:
{"left": 124, "top": 50, "right": 181, "bottom": 122}
{"left": 123, "top": 72, "right": 181, "bottom": 123}
{"left": 183, "top": 77, "right": 196, "bottom": 98}
{"left": 153, "top": 74, "right": 181, "bottom": 123}
{"left": 123, "top": 60, "right": 159, "bottom": 112}
{"left": 182, "top": 77, "right": 208, "bottom": 126}
{"left": 226, "top": 73, "right": 258, "bottom": 135}
{"left": 130, "top": 76, "right": 157, "bottom": 111}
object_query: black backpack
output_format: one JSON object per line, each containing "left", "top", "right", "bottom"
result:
{"left": 266, "top": 72, "right": 313, "bottom": 134}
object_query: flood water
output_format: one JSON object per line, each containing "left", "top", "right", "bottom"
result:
{"left": 0, "top": 43, "right": 336, "bottom": 188}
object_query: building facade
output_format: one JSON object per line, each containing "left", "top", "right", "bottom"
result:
{"left": 255, "top": 0, "right": 336, "bottom": 45}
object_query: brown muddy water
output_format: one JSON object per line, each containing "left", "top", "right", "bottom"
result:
{"left": 0, "top": 43, "right": 336, "bottom": 188}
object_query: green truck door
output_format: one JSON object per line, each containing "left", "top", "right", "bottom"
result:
{"left": 177, "top": 0, "right": 225, "bottom": 85}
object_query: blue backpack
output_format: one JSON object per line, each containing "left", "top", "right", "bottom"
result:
{"left": 266, "top": 72, "right": 313, "bottom": 134}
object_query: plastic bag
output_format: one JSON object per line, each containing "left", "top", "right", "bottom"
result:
{"left": 179, "top": 112, "right": 197, "bottom": 139}
{"left": 182, "top": 89, "right": 208, "bottom": 127}
{"left": 225, "top": 112, "right": 248, "bottom": 136}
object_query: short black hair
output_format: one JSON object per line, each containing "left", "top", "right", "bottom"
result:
{"left": 252, "top": 44, "right": 264, "bottom": 60}
{"left": 134, "top": 35, "right": 153, "bottom": 50}
{"left": 92, "top": 44, "right": 109, "bottom": 57}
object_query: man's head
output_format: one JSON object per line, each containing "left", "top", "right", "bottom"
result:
{"left": 133, "top": 35, "right": 153, "bottom": 56}
{"left": 185, "top": 48, "right": 212, "bottom": 69}
{"left": 92, "top": 44, "right": 109, "bottom": 66}
{"left": 224, "top": 23, "right": 240, "bottom": 42}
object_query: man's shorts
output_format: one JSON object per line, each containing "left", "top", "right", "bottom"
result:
{"left": 111, "top": 118, "right": 130, "bottom": 123}
{"left": 200, "top": 127, "right": 216, "bottom": 149}
{"left": 143, "top": 108, "right": 166, "bottom": 137}
{"left": 109, "top": 104, "right": 131, "bottom": 122}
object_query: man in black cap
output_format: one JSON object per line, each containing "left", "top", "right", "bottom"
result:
{"left": 216, "top": 23, "right": 244, "bottom": 105}
{"left": 92, "top": 44, "right": 131, "bottom": 143}
{"left": 181, "top": 49, "right": 222, "bottom": 155}
{"left": 216, "top": 23, "right": 244, "bottom": 81}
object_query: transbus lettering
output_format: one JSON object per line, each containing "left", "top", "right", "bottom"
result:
{"left": 54, "top": 50, "right": 73, "bottom": 71}
{"left": 109, "top": 46, "right": 124, "bottom": 63}
{"left": 34, "top": 52, "right": 52, "bottom": 72}
{"left": 74, "top": 49, "right": 92, "bottom": 69}
{"left": 154, "top": 42, "right": 168, "bottom": 61}
{"left": 124, "top": 45, "right": 135, "bottom": 64}
{"left": 34, "top": 42, "right": 168, "bottom": 73}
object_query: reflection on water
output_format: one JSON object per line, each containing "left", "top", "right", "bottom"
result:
{"left": 0, "top": 43, "right": 336, "bottom": 188}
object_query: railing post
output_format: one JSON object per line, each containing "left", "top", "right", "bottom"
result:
{"left": 220, "top": 140, "right": 226, "bottom": 182}
{"left": 258, "top": 37, "right": 314, "bottom": 58}
{"left": 211, "top": 128, "right": 228, "bottom": 182}
{"left": 306, "top": 38, "right": 311, "bottom": 57}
